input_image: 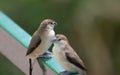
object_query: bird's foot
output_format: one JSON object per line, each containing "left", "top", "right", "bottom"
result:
{"left": 43, "top": 51, "right": 53, "bottom": 55}
{"left": 39, "top": 51, "right": 53, "bottom": 59}
{"left": 59, "top": 71, "right": 79, "bottom": 75}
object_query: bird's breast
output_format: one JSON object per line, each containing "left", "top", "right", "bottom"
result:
{"left": 47, "top": 30, "right": 55, "bottom": 39}
{"left": 52, "top": 45, "right": 79, "bottom": 72}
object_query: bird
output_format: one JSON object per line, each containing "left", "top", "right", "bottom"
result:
{"left": 52, "top": 34, "right": 87, "bottom": 75}
{"left": 26, "top": 19, "right": 57, "bottom": 75}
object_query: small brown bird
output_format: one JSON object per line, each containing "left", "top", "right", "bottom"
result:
{"left": 26, "top": 19, "right": 57, "bottom": 75}
{"left": 52, "top": 34, "right": 87, "bottom": 75}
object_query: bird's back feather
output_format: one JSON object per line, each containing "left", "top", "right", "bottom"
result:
{"left": 26, "top": 32, "right": 41, "bottom": 55}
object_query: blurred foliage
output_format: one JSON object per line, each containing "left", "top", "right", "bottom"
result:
{"left": 0, "top": 0, "right": 120, "bottom": 75}
{"left": 0, "top": 0, "right": 79, "bottom": 35}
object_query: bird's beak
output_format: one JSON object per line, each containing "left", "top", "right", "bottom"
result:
{"left": 53, "top": 22, "right": 58, "bottom": 26}
{"left": 52, "top": 37, "right": 57, "bottom": 42}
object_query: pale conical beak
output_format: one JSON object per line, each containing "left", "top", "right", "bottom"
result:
{"left": 53, "top": 22, "right": 57, "bottom": 26}
{"left": 52, "top": 37, "right": 57, "bottom": 42}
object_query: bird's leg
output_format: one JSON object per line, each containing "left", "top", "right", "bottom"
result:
{"left": 59, "top": 71, "right": 79, "bottom": 75}
{"left": 39, "top": 51, "right": 53, "bottom": 59}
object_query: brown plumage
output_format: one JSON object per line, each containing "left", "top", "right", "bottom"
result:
{"left": 52, "top": 34, "right": 87, "bottom": 75}
{"left": 26, "top": 19, "right": 57, "bottom": 75}
{"left": 26, "top": 19, "right": 56, "bottom": 56}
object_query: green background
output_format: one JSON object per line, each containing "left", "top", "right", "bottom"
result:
{"left": 0, "top": 0, "right": 120, "bottom": 75}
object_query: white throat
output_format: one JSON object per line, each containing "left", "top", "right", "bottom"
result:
{"left": 53, "top": 43, "right": 65, "bottom": 50}
{"left": 48, "top": 29, "right": 55, "bottom": 39}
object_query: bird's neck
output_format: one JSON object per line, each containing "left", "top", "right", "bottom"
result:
{"left": 40, "top": 29, "right": 55, "bottom": 41}
{"left": 54, "top": 43, "right": 66, "bottom": 50}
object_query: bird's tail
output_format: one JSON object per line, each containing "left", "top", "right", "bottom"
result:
{"left": 78, "top": 70, "right": 87, "bottom": 75}
{"left": 29, "top": 58, "right": 33, "bottom": 75}
{"left": 83, "top": 71, "right": 87, "bottom": 75}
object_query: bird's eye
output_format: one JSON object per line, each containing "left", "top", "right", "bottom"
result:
{"left": 49, "top": 22, "right": 53, "bottom": 24}
{"left": 58, "top": 39, "right": 61, "bottom": 41}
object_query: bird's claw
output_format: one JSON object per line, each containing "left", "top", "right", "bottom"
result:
{"left": 43, "top": 51, "right": 53, "bottom": 55}
{"left": 39, "top": 51, "right": 53, "bottom": 59}
{"left": 59, "top": 71, "right": 79, "bottom": 75}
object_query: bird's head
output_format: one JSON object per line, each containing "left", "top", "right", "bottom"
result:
{"left": 52, "top": 34, "right": 69, "bottom": 48}
{"left": 40, "top": 19, "right": 57, "bottom": 31}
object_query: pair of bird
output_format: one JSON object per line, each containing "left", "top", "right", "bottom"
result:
{"left": 26, "top": 19, "right": 87, "bottom": 75}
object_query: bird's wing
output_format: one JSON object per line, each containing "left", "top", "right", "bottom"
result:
{"left": 26, "top": 32, "right": 41, "bottom": 55}
{"left": 65, "top": 49, "right": 87, "bottom": 71}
